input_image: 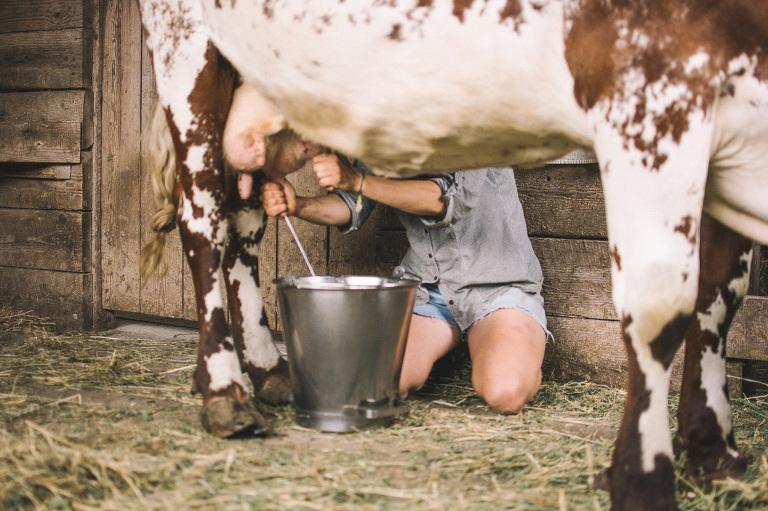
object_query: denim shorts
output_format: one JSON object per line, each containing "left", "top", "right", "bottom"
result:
{"left": 413, "top": 283, "right": 553, "bottom": 342}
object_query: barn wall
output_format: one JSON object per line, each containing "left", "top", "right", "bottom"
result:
{"left": 517, "top": 163, "right": 766, "bottom": 395}
{"left": 0, "top": 0, "right": 96, "bottom": 329}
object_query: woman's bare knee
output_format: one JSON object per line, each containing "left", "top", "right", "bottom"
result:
{"left": 397, "top": 315, "right": 460, "bottom": 399}
{"left": 475, "top": 370, "right": 542, "bottom": 414}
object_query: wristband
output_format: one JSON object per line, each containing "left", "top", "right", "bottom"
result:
{"left": 355, "top": 173, "right": 366, "bottom": 213}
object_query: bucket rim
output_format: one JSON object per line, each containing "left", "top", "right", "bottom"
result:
{"left": 274, "top": 274, "right": 421, "bottom": 290}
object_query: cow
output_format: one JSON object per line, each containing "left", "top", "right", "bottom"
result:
{"left": 136, "top": 1, "right": 768, "bottom": 510}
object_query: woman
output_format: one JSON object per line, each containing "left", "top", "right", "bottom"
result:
{"left": 260, "top": 155, "right": 551, "bottom": 414}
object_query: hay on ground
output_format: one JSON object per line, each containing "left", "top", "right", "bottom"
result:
{"left": 1, "top": 306, "right": 766, "bottom": 510}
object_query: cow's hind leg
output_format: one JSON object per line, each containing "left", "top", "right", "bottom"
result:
{"left": 223, "top": 183, "right": 292, "bottom": 407}
{"left": 590, "top": 99, "right": 715, "bottom": 511}
{"left": 675, "top": 213, "right": 752, "bottom": 480}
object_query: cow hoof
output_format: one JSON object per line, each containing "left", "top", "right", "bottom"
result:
{"left": 687, "top": 452, "right": 749, "bottom": 483}
{"left": 249, "top": 358, "right": 293, "bottom": 405}
{"left": 200, "top": 397, "right": 271, "bottom": 438}
{"left": 255, "top": 371, "right": 293, "bottom": 405}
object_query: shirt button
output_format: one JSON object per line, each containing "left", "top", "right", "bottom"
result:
{"left": 448, "top": 300, "right": 454, "bottom": 305}
{"left": 428, "top": 253, "right": 433, "bottom": 258}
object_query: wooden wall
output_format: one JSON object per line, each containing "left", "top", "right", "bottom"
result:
{"left": 0, "top": 0, "right": 95, "bottom": 329}
{"left": 516, "top": 163, "right": 767, "bottom": 394}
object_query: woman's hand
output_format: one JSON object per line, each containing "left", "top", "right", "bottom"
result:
{"left": 259, "top": 180, "right": 297, "bottom": 217}
{"left": 312, "top": 153, "right": 361, "bottom": 192}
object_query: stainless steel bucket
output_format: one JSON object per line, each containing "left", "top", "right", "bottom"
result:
{"left": 275, "top": 274, "right": 419, "bottom": 432}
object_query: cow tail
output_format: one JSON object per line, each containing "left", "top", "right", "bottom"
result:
{"left": 139, "top": 101, "right": 178, "bottom": 281}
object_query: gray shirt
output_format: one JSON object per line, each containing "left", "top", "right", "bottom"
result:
{"left": 335, "top": 164, "right": 544, "bottom": 331}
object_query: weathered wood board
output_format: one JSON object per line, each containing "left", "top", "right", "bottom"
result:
{"left": 0, "top": 0, "right": 94, "bottom": 329}
{"left": 0, "top": 0, "right": 89, "bottom": 34}
{"left": 0, "top": 29, "right": 92, "bottom": 90}
{"left": 0, "top": 208, "right": 89, "bottom": 272}
{"left": 0, "top": 266, "right": 92, "bottom": 328}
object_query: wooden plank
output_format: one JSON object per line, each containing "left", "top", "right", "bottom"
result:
{"left": 0, "top": 266, "right": 91, "bottom": 329}
{"left": 532, "top": 237, "right": 615, "bottom": 321}
{"left": 100, "top": 0, "right": 142, "bottom": 313}
{"left": 727, "top": 295, "right": 768, "bottom": 361}
{"left": 543, "top": 316, "right": 742, "bottom": 397}
{"left": 0, "top": 121, "right": 81, "bottom": 163}
{"left": 0, "top": 208, "right": 88, "bottom": 272}
{"left": 378, "top": 204, "right": 404, "bottom": 231}
{"left": 0, "top": 163, "right": 71, "bottom": 180}
{"left": 742, "top": 360, "right": 768, "bottom": 397}
{"left": 138, "top": 37, "right": 186, "bottom": 320}
{"left": 328, "top": 204, "right": 386, "bottom": 276}
{"left": 0, "top": 90, "right": 93, "bottom": 149}
{"left": 0, "top": 0, "right": 87, "bottom": 34}
{"left": 516, "top": 164, "right": 608, "bottom": 239}
{"left": 748, "top": 244, "right": 767, "bottom": 296}
{"left": 374, "top": 230, "right": 409, "bottom": 276}
{"left": 0, "top": 161, "right": 84, "bottom": 210}
{"left": 0, "top": 29, "right": 91, "bottom": 90}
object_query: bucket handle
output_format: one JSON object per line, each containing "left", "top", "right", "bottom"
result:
{"left": 344, "top": 399, "right": 409, "bottom": 420}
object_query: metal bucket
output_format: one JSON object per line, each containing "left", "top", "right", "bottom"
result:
{"left": 275, "top": 274, "right": 419, "bottom": 432}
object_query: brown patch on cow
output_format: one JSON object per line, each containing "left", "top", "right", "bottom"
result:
{"left": 563, "top": 2, "right": 618, "bottom": 110}
{"left": 649, "top": 314, "right": 691, "bottom": 370}
{"left": 673, "top": 215, "right": 697, "bottom": 246}
{"left": 263, "top": 0, "right": 275, "bottom": 18}
{"left": 389, "top": 23, "right": 403, "bottom": 40}
{"left": 452, "top": 0, "right": 475, "bottom": 23}
{"left": 567, "top": 0, "right": 768, "bottom": 110}
{"left": 565, "top": 0, "right": 768, "bottom": 171}
{"left": 610, "top": 244, "right": 621, "bottom": 271}
{"left": 499, "top": 0, "right": 523, "bottom": 23}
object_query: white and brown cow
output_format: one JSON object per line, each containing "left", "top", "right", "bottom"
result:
{"left": 136, "top": 1, "right": 768, "bottom": 510}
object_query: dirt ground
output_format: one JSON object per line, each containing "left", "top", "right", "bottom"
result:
{"left": 1, "top": 314, "right": 767, "bottom": 510}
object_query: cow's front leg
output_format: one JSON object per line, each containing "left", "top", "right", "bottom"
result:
{"left": 170, "top": 56, "right": 267, "bottom": 437}
{"left": 223, "top": 185, "right": 292, "bottom": 406}
{"left": 591, "top": 103, "right": 714, "bottom": 511}
{"left": 140, "top": 0, "right": 268, "bottom": 437}
{"left": 675, "top": 213, "right": 752, "bottom": 480}
{"left": 183, "top": 226, "right": 269, "bottom": 438}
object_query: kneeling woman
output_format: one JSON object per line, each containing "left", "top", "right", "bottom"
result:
{"left": 261, "top": 156, "right": 551, "bottom": 414}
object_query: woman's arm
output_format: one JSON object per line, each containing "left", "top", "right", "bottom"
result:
{"left": 259, "top": 180, "right": 352, "bottom": 226}
{"left": 312, "top": 154, "right": 446, "bottom": 218}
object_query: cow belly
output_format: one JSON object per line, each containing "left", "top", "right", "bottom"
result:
{"left": 704, "top": 167, "right": 768, "bottom": 245}
{"left": 203, "top": 0, "right": 591, "bottom": 175}
{"left": 707, "top": 71, "right": 768, "bottom": 244}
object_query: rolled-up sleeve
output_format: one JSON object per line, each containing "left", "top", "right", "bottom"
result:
{"left": 422, "top": 169, "right": 486, "bottom": 228}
